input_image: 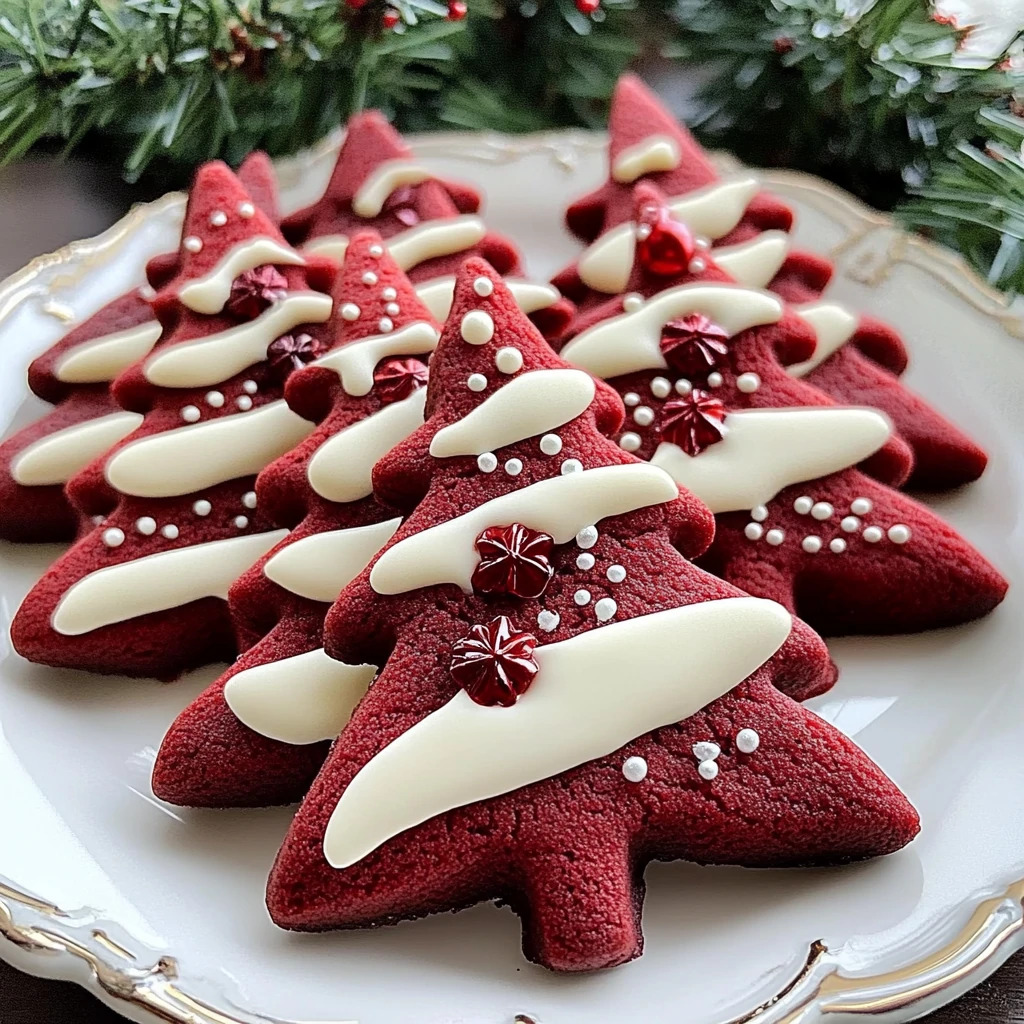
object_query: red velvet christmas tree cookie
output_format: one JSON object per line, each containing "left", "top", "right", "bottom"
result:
{"left": 556, "top": 74, "right": 987, "bottom": 490}
{"left": 0, "top": 153, "right": 279, "bottom": 543}
{"left": 11, "top": 161, "right": 336, "bottom": 679}
{"left": 153, "top": 231, "right": 440, "bottom": 806}
{"left": 557, "top": 187, "right": 1007, "bottom": 637}
{"left": 283, "top": 110, "right": 574, "bottom": 339}
{"left": 266, "top": 260, "right": 919, "bottom": 973}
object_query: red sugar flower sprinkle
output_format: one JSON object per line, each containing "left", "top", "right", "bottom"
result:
{"left": 226, "top": 265, "right": 288, "bottom": 320}
{"left": 383, "top": 186, "right": 420, "bottom": 227}
{"left": 636, "top": 203, "right": 696, "bottom": 278}
{"left": 374, "top": 357, "right": 429, "bottom": 403}
{"left": 660, "top": 388, "right": 728, "bottom": 456}
{"left": 472, "top": 523, "right": 555, "bottom": 599}
{"left": 450, "top": 616, "right": 540, "bottom": 707}
{"left": 267, "top": 332, "right": 321, "bottom": 378}
{"left": 659, "top": 313, "right": 731, "bottom": 375}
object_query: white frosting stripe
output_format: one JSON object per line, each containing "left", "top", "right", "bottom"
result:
{"left": 178, "top": 237, "right": 306, "bottom": 315}
{"left": 710, "top": 231, "right": 790, "bottom": 289}
{"left": 52, "top": 529, "right": 289, "bottom": 636}
{"left": 788, "top": 303, "right": 860, "bottom": 378}
{"left": 314, "top": 322, "right": 439, "bottom": 398}
{"left": 429, "top": 370, "right": 595, "bottom": 458}
{"left": 264, "top": 518, "right": 402, "bottom": 603}
{"left": 560, "top": 283, "right": 783, "bottom": 380}
{"left": 224, "top": 648, "right": 377, "bottom": 745}
{"left": 324, "top": 599, "right": 792, "bottom": 868}
{"left": 144, "top": 292, "right": 333, "bottom": 388}
{"left": 387, "top": 217, "right": 486, "bottom": 272}
{"left": 415, "top": 276, "right": 561, "bottom": 322}
{"left": 651, "top": 407, "right": 892, "bottom": 513}
{"left": 10, "top": 412, "right": 143, "bottom": 487}
{"left": 370, "top": 464, "right": 678, "bottom": 595}
{"left": 352, "top": 161, "right": 433, "bottom": 218}
{"left": 105, "top": 400, "right": 313, "bottom": 498}
{"left": 611, "top": 135, "right": 682, "bottom": 184}
{"left": 302, "top": 235, "right": 349, "bottom": 262}
{"left": 54, "top": 322, "right": 163, "bottom": 384}
{"left": 307, "top": 387, "right": 427, "bottom": 503}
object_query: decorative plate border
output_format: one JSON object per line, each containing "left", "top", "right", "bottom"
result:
{"left": 1, "top": 129, "right": 1023, "bottom": 1024}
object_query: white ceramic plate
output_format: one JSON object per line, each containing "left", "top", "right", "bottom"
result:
{"left": 1, "top": 132, "right": 1023, "bottom": 1024}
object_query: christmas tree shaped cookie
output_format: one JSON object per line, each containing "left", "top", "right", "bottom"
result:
{"left": 153, "top": 231, "right": 439, "bottom": 807}
{"left": 283, "top": 110, "right": 573, "bottom": 338}
{"left": 556, "top": 74, "right": 987, "bottom": 490}
{"left": 0, "top": 153, "right": 279, "bottom": 543}
{"left": 557, "top": 187, "right": 1007, "bottom": 637}
{"left": 266, "top": 260, "right": 919, "bottom": 972}
{"left": 11, "top": 161, "right": 335, "bottom": 679}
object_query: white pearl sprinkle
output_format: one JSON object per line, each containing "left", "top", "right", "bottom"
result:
{"left": 675, "top": 379, "right": 692, "bottom": 396}
{"left": 698, "top": 759, "right": 719, "bottom": 781}
{"left": 622, "top": 756, "right": 648, "bottom": 783}
{"left": 209, "top": 210, "right": 227, "bottom": 227}
{"left": 236, "top": 395, "right": 253, "bottom": 411}
{"left": 811, "top": 501, "right": 834, "bottom": 521}
{"left": 802, "top": 535, "right": 823, "bottom": 553}
{"left": 193, "top": 499, "right": 212, "bottom": 516}
{"left": 561, "top": 459, "right": 583, "bottom": 475}
{"left": 341, "top": 302, "right": 361, "bottom": 321}
{"left": 135, "top": 517, "right": 156, "bottom": 536}
{"left": 242, "top": 491, "right": 257, "bottom": 509}
{"left": 619, "top": 432, "right": 642, "bottom": 452}
{"left": 102, "top": 527, "right": 125, "bottom": 548}
{"left": 595, "top": 597, "right": 617, "bottom": 622}
{"left": 504, "top": 458, "right": 523, "bottom": 477}
{"left": 369, "top": 244, "right": 384, "bottom": 257}
{"left": 841, "top": 515, "right": 861, "bottom": 533}
{"left": 205, "top": 390, "right": 225, "bottom": 408}
{"left": 693, "top": 741, "right": 721, "bottom": 762}
{"left": 537, "top": 609, "right": 560, "bottom": 632}
{"left": 160, "top": 524, "right": 179, "bottom": 540}
{"left": 830, "top": 538, "right": 847, "bottom": 553}
{"left": 706, "top": 371, "right": 723, "bottom": 388}
{"left": 378, "top": 317, "right": 394, "bottom": 333}
{"left": 382, "top": 286, "right": 397, "bottom": 300}
{"left": 362, "top": 271, "right": 378, "bottom": 286}
{"left": 540, "top": 433, "right": 562, "bottom": 455}
{"left": 91, "top": 515, "right": 104, "bottom": 526}
{"left": 576, "top": 553, "right": 595, "bottom": 570}
{"left": 467, "top": 373, "right": 488, "bottom": 392}
{"left": 633, "top": 405, "right": 655, "bottom": 427}
{"left": 385, "top": 303, "right": 400, "bottom": 317}
{"left": 651, "top": 376, "right": 671, "bottom": 399}
{"left": 688, "top": 256, "right": 707, "bottom": 275}
{"left": 745, "top": 523, "right": 764, "bottom": 541}
{"left": 750, "top": 505, "right": 769, "bottom": 522}
{"left": 576, "top": 525, "right": 598, "bottom": 549}
{"left": 183, "top": 235, "right": 203, "bottom": 253}
{"left": 242, "top": 379, "right": 258, "bottom": 394}
{"left": 181, "top": 405, "right": 201, "bottom": 423}
{"left": 863, "top": 525, "right": 884, "bottom": 543}
{"left": 793, "top": 496, "right": 813, "bottom": 515}
{"left": 888, "top": 524, "right": 911, "bottom": 544}
{"left": 636, "top": 224, "right": 652, "bottom": 241}
{"left": 622, "top": 292, "right": 644, "bottom": 313}
{"left": 473, "top": 276, "right": 494, "bottom": 297}
{"left": 765, "top": 528, "right": 785, "bottom": 546}
{"left": 574, "top": 589, "right": 591, "bottom": 606}
{"left": 736, "top": 728, "right": 760, "bottom": 754}
{"left": 477, "top": 452, "right": 498, "bottom": 473}
{"left": 237, "top": 201, "right": 255, "bottom": 218}
{"left": 623, "top": 392, "right": 640, "bottom": 407}
{"left": 736, "top": 372, "right": 761, "bottom": 393}
{"left": 695, "top": 236, "right": 711, "bottom": 250}
{"left": 460, "top": 310, "right": 494, "bottom": 345}
{"left": 851, "top": 497, "right": 873, "bottom": 515}
{"left": 234, "top": 516, "right": 249, "bottom": 529}
{"left": 495, "top": 346, "right": 524, "bottom": 374}
{"left": 606, "top": 564, "right": 626, "bottom": 583}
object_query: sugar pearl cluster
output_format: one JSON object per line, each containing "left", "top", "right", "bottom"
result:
{"left": 180, "top": 379, "right": 259, "bottom": 422}
{"left": 689, "top": 728, "right": 761, "bottom": 782}
{"left": 102, "top": 489, "right": 256, "bottom": 548}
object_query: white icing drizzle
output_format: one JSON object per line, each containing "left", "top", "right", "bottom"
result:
{"left": 370, "top": 463, "right": 677, "bottom": 595}
{"left": 352, "top": 160, "right": 433, "bottom": 218}
{"left": 302, "top": 234, "right": 349, "bottom": 263}
{"left": 611, "top": 134, "right": 682, "bottom": 184}
{"left": 263, "top": 517, "right": 402, "bottom": 603}
{"left": 324, "top": 598, "right": 792, "bottom": 868}
{"left": 177, "top": 237, "right": 306, "bottom": 314}
{"left": 429, "top": 370, "right": 596, "bottom": 458}
{"left": 307, "top": 387, "right": 427, "bottom": 503}
{"left": 710, "top": 231, "right": 790, "bottom": 288}
{"left": 414, "top": 276, "right": 561, "bottom": 322}
{"left": 51, "top": 529, "right": 288, "bottom": 636}
{"left": 787, "top": 303, "right": 861, "bottom": 377}
{"left": 560, "top": 283, "right": 782, "bottom": 379}
{"left": 576, "top": 179, "right": 761, "bottom": 293}
{"left": 105, "top": 400, "right": 313, "bottom": 498}
{"left": 143, "top": 292, "right": 333, "bottom": 388}
{"left": 224, "top": 648, "right": 376, "bottom": 745}
{"left": 10, "top": 412, "right": 143, "bottom": 487}
{"left": 387, "top": 216, "right": 485, "bottom": 272}
{"left": 650, "top": 407, "right": 892, "bottom": 513}
{"left": 314, "top": 321, "right": 439, "bottom": 397}
{"left": 54, "top": 322, "right": 163, "bottom": 384}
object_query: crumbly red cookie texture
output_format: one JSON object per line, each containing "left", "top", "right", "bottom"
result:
{"left": 555, "top": 184, "right": 1007, "bottom": 638}
{"left": 556, "top": 73, "right": 987, "bottom": 490}
{"left": 266, "top": 260, "right": 918, "bottom": 972}
{"left": 153, "top": 231, "right": 438, "bottom": 807}
{"left": 281, "top": 109, "right": 574, "bottom": 340}
{"left": 10, "top": 161, "right": 335, "bottom": 679}
{"left": 0, "top": 153, "right": 278, "bottom": 544}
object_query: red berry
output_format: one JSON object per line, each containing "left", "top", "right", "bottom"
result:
{"left": 575, "top": 0, "right": 599, "bottom": 13}
{"left": 635, "top": 202, "right": 696, "bottom": 278}
{"left": 660, "top": 314, "right": 731, "bottom": 376}
{"left": 660, "top": 389, "right": 729, "bottom": 456}
{"left": 472, "top": 523, "right": 555, "bottom": 599}
{"left": 450, "top": 616, "right": 539, "bottom": 708}
{"left": 346, "top": 0, "right": 369, "bottom": 8}
{"left": 447, "top": 0, "right": 467, "bottom": 19}
{"left": 382, "top": 8, "right": 400, "bottom": 27}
